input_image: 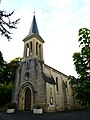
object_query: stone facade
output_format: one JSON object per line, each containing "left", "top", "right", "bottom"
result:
{"left": 12, "top": 14, "right": 76, "bottom": 112}
{"left": 12, "top": 58, "right": 46, "bottom": 111}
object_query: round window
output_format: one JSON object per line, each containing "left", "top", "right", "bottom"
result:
{"left": 24, "top": 72, "right": 29, "bottom": 80}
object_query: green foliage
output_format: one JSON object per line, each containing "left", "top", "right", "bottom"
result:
{"left": 5, "top": 57, "right": 22, "bottom": 84}
{"left": 0, "top": 51, "right": 21, "bottom": 105}
{"left": 69, "top": 28, "right": 90, "bottom": 107}
{"left": 0, "top": 82, "right": 12, "bottom": 105}
{"left": 0, "top": 51, "right": 6, "bottom": 83}
{"left": 0, "top": 51, "right": 21, "bottom": 84}
{"left": 0, "top": 51, "right": 5, "bottom": 67}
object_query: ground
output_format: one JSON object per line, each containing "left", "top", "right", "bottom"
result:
{"left": 0, "top": 110, "right": 90, "bottom": 120}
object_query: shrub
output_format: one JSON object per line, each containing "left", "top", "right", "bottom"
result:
{"left": 6, "top": 103, "right": 17, "bottom": 109}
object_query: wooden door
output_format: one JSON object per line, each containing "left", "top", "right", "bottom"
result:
{"left": 25, "top": 88, "right": 31, "bottom": 111}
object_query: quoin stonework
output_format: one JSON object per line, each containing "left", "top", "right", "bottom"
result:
{"left": 12, "top": 14, "right": 78, "bottom": 112}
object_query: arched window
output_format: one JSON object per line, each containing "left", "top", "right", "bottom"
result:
{"left": 36, "top": 42, "right": 38, "bottom": 55}
{"left": 39, "top": 44, "right": 41, "bottom": 58}
{"left": 26, "top": 43, "right": 29, "bottom": 57}
{"left": 56, "top": 77, "right": 58, "bottom": 91}
{"left": 62, "top": 80, "right": 67, "bottom": 104}
{"left": 50, "top": 87, "right": 53, "bottom": 105}
{"left": 30, "top": 42, "right": 32, "bottom": 54}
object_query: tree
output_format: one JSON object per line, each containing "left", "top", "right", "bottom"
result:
{"left": 0, "top": 82, "right": 12, "bottom": 105}
{"left": 0, "top": 51, "right": 6, "bottom": 83}
{"left": 0, "top": 51, "right": 5, "bottom": 67}
{"left": 0, "top": 0, "right": 20, "bottom": 40}
{"left": 6, "top": 57, "right": 22, "bottom": 84}
{"left": 69, "top": 28, "right": 90, "bottom": 107}
{"left": 0, "top": 52, "right": 21, "bottom": 105}
{"left": 0, "top": 51, "right": 21, "bottom": 84}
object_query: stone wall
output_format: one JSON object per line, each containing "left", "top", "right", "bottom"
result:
{"left": 12, "top": 58, "right": 46, "bottom": 111}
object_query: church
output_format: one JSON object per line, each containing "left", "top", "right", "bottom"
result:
{"left": 12, "top": 14, "right": 76, "bottom": 112}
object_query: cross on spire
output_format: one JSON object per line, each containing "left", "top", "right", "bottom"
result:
{"left": 33, "top": 11, "right": 35, "bottom": 15}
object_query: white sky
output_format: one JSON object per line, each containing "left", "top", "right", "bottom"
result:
{"left": 0, "top": 0, "right": 90, "bottom": 77}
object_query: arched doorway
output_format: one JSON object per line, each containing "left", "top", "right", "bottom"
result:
{"left": 25, "top": 88, "right": 31, "bottom": 111}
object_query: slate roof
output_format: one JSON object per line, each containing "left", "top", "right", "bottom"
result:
{"left": 42, "top": 73, "right": 55, "bottom": 85}
{"left": 29, "top": 15, "right": 39, "bottom": 36}
{"left": 23, "top": 14, "right": 44, "bottom": 42}
{"left": 24, "top": 15, "right": 39, "bottom": 39}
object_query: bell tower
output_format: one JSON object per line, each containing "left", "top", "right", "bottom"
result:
{"left": 23, "top": 14, "right": 44, "bottom": 62}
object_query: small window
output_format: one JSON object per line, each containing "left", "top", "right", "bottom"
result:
{"left": 62, "top": 80, "right": 67, "bottom": 104}
{"left": 56, "top": 77, "right": 59, "bottom": 91}
{"left": 39, "top": 44, "right": 41, "bottom": 58}
{"left": 30, "top": 42, "right": 32, "bottom": 52}
{"left": 36, "top": 42, "right": 38, "bottom": 55}
{"left": 50, "top": 87, "right": 53, "bottom": 105}
{"left": 26, "top": 43, "right": 29, "bottom": 57}
{"left": 50, "top": 87, "right": 52, "bottom": 97}
{"left": 50, "top": 97, "right": 53, "bottom": 105}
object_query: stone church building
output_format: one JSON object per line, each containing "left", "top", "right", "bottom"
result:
{"left": 12, "top": 14, "right": 76, "bottom": 112}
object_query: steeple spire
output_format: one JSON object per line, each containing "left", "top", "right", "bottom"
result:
{"left": 23, "top": 13, "right": 44, "bottom": 61}
{"left": 29, "top": 13, "right": 39, "bottom": 36}
{"left": 23, "top": 13, "right": 44, "bottom": 42}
